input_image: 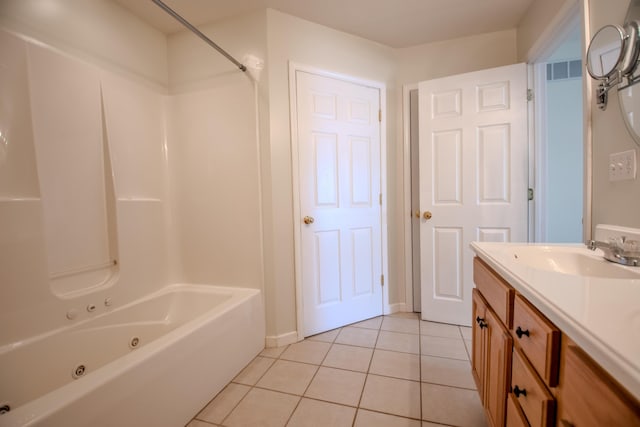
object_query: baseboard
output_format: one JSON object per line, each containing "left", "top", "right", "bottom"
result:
{"left": 265, "top": 331, "right": 299, "bottom": 348}
{"left": 386, "top": 303, "right": 407, "bottom": 315}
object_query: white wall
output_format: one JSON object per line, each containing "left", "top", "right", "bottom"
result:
{"left": 264, "top": 9, "right": 397, "bottom": 339}
{"left": 588, "top": 0, "right": 640, "bottom": 230}
{"left": 517, "top": 0, "right": 576, "bottom": 62}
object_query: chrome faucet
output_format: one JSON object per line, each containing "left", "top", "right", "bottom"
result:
{"left": 586, "top": 236, "right": 640, "bottom": 267}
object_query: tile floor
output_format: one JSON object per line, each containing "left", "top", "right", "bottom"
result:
{"left": 186, "top": 312, "right": 487, "bottom": 427}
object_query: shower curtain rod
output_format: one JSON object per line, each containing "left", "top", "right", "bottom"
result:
{"left": 151, "top": 0, "right": 247, "bottom": 72}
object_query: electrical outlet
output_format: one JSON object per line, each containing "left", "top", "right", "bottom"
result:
{"left": 609, "top": 150, "right": 637, "bottom": 181}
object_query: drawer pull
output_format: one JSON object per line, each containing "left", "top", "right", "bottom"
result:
{"left": 475, "top": 316, "right": 487, "bottom": 329}
{"left": 515, "top": 326, "right": 530, "bottom": 339}
{"left": 513, "top": 385, "right": 527, "bottom": 398}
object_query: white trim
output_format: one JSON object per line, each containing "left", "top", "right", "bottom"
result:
{"left": 582, "top": 0, "right": 593, "bottom": 241}
{"left": 533, "top": 62, "right": 549, "bottom": 243}
{"left": 288, "top": 62, "right": 389, "bottom": 340}
{"left": 265, "top": 331, "right": 299, "bottom": 348}
{"left": 402, "top": 83, "right": 418, "bottom": 313}
{"left": 387, "top": 303, "right": 407, "bottom": 315}
{"left": 528, "top": 64, "right": 537, "bottom": 243}
{"left": 527, "top": 0, "right": 591, "bottom": 242}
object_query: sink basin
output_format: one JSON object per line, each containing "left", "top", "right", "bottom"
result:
{"left": 504, "top": 245, "right": 640, "bottom": 279}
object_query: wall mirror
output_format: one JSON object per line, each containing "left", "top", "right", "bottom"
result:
{"left": 618, "top": 0, "right": 640, "bottom": 146}
{"left": 586, "top": 24, "right": 626, "bottom": 80}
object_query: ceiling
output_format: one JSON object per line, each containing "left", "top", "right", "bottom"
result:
{"left": 114, "top": 0, "right": 535, "bottom": 48}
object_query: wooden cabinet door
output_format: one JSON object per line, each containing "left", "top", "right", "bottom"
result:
{"left": 558, "top": 343, "right": 640, "bottom": 427}
{"left": 485, "top": 306, "right": 513, "bottom": 427}
{"left": 472, "top": 288, "right": 487, "bottom": 400}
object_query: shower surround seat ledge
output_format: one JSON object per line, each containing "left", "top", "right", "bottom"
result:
{"left": 0, "top": 284, "right": 264, "bottom": 427}
{"left": 470, "top": 239, "right": 640, "bottom": 401}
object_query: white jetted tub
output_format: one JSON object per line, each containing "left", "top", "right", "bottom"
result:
{"left": 0, "top": 284, "right": 264, "bottom": 427}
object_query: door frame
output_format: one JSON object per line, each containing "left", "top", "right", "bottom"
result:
{"left": 289, "top": 62, "right": 389, "bottom": 341}
{"left": 402, "top": 82, "right": 418, "bottom": 312}
{"left": 402, "top": 0, "right": 593, "bottom": 312}
{"left": 526, "top": 0, "right": 592, "bottom": 242}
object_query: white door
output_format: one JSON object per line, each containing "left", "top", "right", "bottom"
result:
{"left": 295, "top": 70, "right": 383, "bottom": 337}
{"left": 419, "top": 63, "right": 529, "bottom": 326}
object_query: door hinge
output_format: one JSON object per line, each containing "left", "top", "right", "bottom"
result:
{"left": 528, "top": 188, "right": 534, "bottom": 201}
{"left": 379, "top": 193, "right": 382, "bottom": 205}
{"left": 527, "top": 89, "right": 534, "bottom": 102}
{"left": 381, "top": 274, "right": 385, "bottom": 286}
{"left": 379, "top": 109, "right": 382, "bottom": 122}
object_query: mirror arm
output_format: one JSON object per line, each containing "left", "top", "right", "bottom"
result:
{"left": 597, "top": 72, "right": 621, "bottom": 111}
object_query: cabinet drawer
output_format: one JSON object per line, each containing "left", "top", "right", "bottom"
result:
{"left": 512, "top": 294, "right": 560, "bottom": 386}
{"left": 506, "top": 392, "right": 530, "bottom": 427}
{"left": 511, "top": 348, "right": 554, "bottom": 427}
{"left": 558, "top": 342, "right": 640, "bottom": 427}
{"left": 473, "top": 257, "right": 514, "bottom": 327}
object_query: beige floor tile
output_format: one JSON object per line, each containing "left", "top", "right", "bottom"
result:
{"left": 370, "top": 350, "right": 420, "bottom": 381}
{"left": 256, "top": 359, "right": 318, "bottom": 395}
{"left": 335, "top": 326, "right": 379, "bottom": 347}
{"left": 322, "top": 343, "right": 374, "bottom": 372}
{"left": 196, "top": 383, "right": 251, "bottom": 424}
{"left": 186, "top": 420, "right": 221, "bottom": 427}
{"left": 420, "top": 335, "right": 469, "bottom": 361}
{"left": 464, "top": 339, "right": 472, "bottom": 359}
{"left": 420, "top": 321, "right": 462, "bottom": 338}
{"left": 223, "top": 388, "right": 299, "bottom": 427}
{"left": 421, "top": 383, "right": 486, "bottom": 427}
{"left": 381, "top": 317, "right": 420, "bottom": 334}
{"left": 388, "top": 312, "right": 420, "bottom": 319}
{"left": 423, "top": 422, "right": 453, "bottom": 427}
{"left": 304, "top": 366, "right": 366, "bottom": 406}
{"left": 360, "top": 374, "right": 421, "bottom": 419}
{"left": 280, "top": 340, "right": 331, "bottom": 365}
{"left": 421, "top": 355, "right": 476, "bottom": 389}
{"left": 354, "top": 409, "right": 421, "bottom": 427}
{"left": 233, "top": 356, "right": 276, "bottom": 385}
{"left": 459, "top": 326, "right": 472, "bottom": 340}
{"left": 287, "top": 398, "right": 356, "bottom": 427}
{"left": 307, "top": 328, "right": 341, "bottom": 343}
{"left": 376, "top": 330, "right": 420, "bottom": 354}
{"left": 350, "top": 316, "right": 383, "bottom": 330}
{"left": 260, "top": 345, "right": 288, "bottom": 358}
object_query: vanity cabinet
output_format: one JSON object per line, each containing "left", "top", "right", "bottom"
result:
{"left": 472, "top": 257, "right": 640, "bottom": 427}
{"left": 472, "top": 258, "right": 514, "bottom": 427}
{"left": 557, "top": 341, "right": 640, "bottom": 427}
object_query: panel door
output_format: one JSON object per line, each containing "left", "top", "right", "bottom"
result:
{"left": 419, "top": 63, "right": 528, "bottom": 326}
{"left": 295, "top": 70, "right": 383, "bottom": 337}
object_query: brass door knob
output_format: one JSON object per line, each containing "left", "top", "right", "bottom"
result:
{"left": 423, "top": 211, "right": 432, "bottom": 220}
{"left": 415, "top": 210, "right": 420, "bottom": 218}
{"left": 303, "top": 216, "right": 315, "bottom": 225}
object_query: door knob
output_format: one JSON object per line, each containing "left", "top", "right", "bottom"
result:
{"left": 303, "top": 216, "right": 315, "bottom": 225}
{"left": 423, "top": 211, "right": 432, "bottom": 220}
{"left": 415, "top": 210, "right": 420, "bottom": 218}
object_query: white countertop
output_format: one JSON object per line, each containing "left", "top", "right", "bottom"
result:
{"left": 470, "top": 241, "right": 640, "bottom": 400}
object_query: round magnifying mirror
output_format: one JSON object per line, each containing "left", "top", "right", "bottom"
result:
{"left": 586, "top": 24, "right": 626, "bottom": 79}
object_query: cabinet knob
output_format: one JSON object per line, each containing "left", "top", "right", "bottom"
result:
{"left": 513, "top": 385, "right": 527, "bottom": 398}
{"left": 515, "top": 326, "right": 530, "bottom": 339}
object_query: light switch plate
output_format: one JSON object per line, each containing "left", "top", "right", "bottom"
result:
{"left": 609, "top": 149, "right": 637, "bottom": 181}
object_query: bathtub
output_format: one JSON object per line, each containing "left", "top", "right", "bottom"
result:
{"left": 0, "top": 284, "right": 265, "bottom": 427}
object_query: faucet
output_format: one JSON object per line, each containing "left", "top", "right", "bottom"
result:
{"left": 586, "top": 236, "right": 640, "bottom": 267}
